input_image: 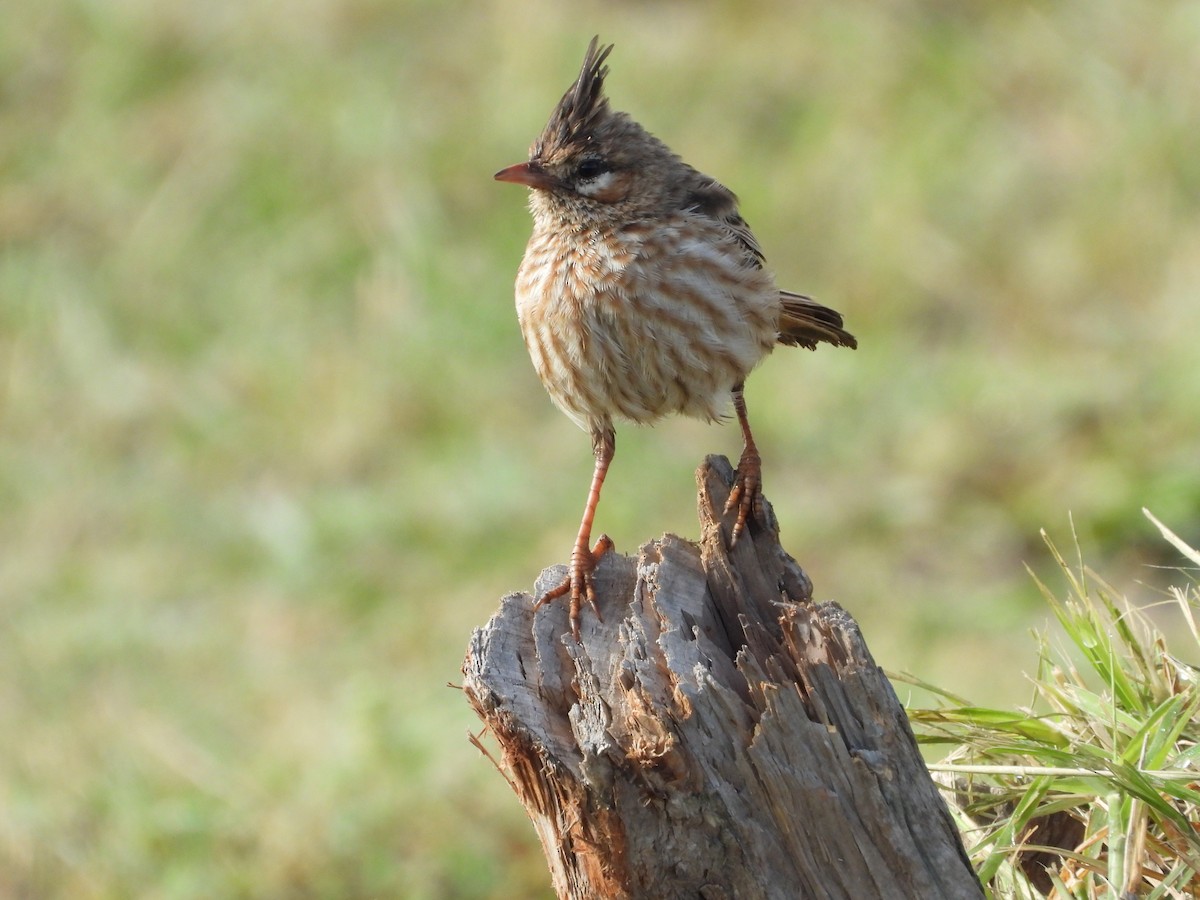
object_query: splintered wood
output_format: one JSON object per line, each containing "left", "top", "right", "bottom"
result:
{"left": 463, "top": 456, "right": 983, "bottom": 900}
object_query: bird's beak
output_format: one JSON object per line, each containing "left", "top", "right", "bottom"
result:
{"left": 494, "top": 161, "right": 557, "bottom": 191}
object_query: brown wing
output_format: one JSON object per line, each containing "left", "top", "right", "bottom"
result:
{"left": 682, "top": 174, "right": 857, "bottom": 351}
{"left": 682, "top": 177, "right": 766, "bottom": 268}
{"left": 778, "top": 290, "right": 857, "bottom": 350}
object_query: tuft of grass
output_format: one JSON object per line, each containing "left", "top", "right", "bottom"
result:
{"left": 903, "top": 511, "right": 1200, "bottom": 898}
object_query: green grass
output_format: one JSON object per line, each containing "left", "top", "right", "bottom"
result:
{"left": 2, "top": 0, "right": 1199, "bottom": 895}
{"left": 906, "top": 513, "right": 1200, "bottom": 897}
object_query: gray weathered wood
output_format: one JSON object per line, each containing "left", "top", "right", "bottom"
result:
{"left": 463, "top": 455, "right": 983, "bottom": 899}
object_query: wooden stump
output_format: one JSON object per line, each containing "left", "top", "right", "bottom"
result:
{"left": 462, "top": 456, "right": 983, "bottom": 899}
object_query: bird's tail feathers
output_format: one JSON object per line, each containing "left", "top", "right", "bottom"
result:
{"left": 777, "top": 291, "right": 857, "bottom": 350}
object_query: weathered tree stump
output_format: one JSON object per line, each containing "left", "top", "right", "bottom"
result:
{"left": 463, "top": 456, "right": 983, "bottom": 899}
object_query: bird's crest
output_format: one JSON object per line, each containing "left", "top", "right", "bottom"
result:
{"left": 533, "top": 37, "right": 614, "bottom": 160}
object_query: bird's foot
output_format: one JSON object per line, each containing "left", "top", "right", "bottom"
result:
{"left": 724, "top": 448, "right": 764, "bottom": 548}
{"left": 535, "top": 534, "right": 614, "bottom": 641}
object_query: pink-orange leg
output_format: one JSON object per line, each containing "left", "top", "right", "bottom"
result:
{"left": 535, "top": 427, "right": 615, "bottom": 640}
{"left": 723, "top": 382, "right": 763, "bottom": 547}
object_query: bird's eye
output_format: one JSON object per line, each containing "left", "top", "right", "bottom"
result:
{"left": 575, "top": 157, "right": 609, "bottom": 181}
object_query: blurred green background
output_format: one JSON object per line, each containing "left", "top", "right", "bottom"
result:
{"left": 2, "top": 0, "right": 1198, "bottom": 895}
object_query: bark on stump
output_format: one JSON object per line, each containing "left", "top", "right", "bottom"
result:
{"left": 462, "top": 456, "right": 983, "bottom": 899}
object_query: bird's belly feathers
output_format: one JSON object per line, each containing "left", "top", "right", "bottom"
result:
{"left": 515, "top": 219, "right": 779, "bottom": 432}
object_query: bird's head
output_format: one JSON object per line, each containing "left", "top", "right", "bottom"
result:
{"left": 495, "top": 38, "right": 684, "bottom": 223}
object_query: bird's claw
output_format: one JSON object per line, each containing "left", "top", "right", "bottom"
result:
{"left": 534, "top": 534, "right": 614, "bottom": 640}
{"left": 724, "top": 450, "right": 764, "bottom": 548}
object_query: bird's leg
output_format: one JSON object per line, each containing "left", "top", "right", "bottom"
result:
{"left": 724, "top": 382, "right": 764, "bottom": 547}
{"left": 535, "top": 427, "right": 615, "bottom": 640}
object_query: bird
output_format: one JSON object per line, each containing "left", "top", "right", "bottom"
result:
{"left": 495, "top": 37, "right": 856, "bottom": 640}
